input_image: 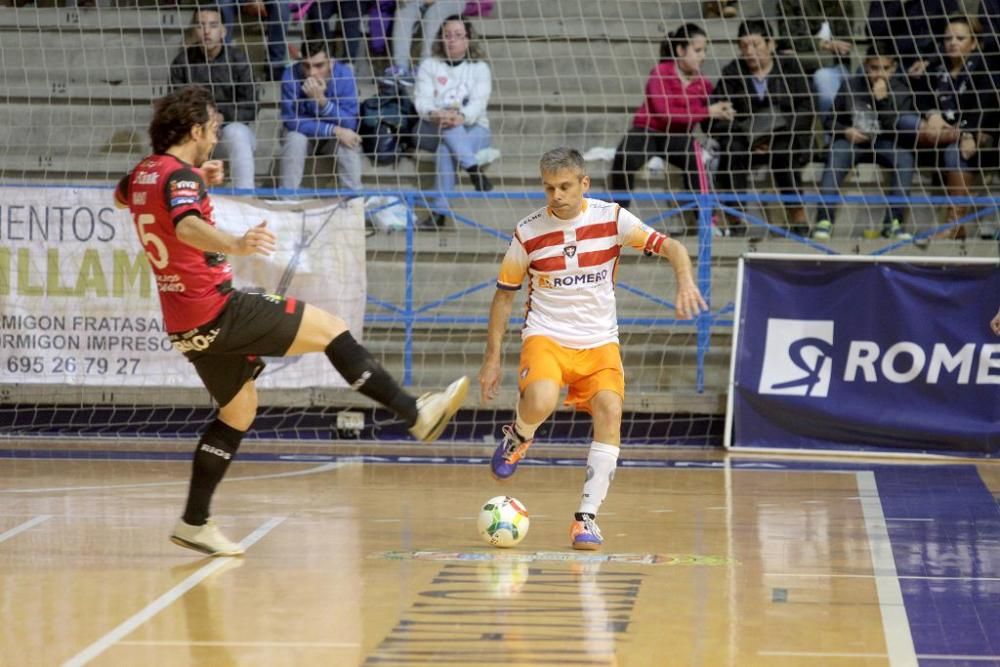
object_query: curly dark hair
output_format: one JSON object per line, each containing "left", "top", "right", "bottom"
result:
{"left": 430, "top": 15, "right": 483, "bottom": 61}
{"left": 149, "top": 85, "right": 216, "bottom": 154}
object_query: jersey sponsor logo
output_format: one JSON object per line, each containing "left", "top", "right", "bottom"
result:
{"left": 172, "top": 180, "right": 199, "bottom": 190}
{"left": 157, "top": 274, "right": 188, "bottom": 293}
{"left": 169, "top": 196, "right": 199, "bottom": 207}
{"left": 132, "top": 191, "right": 147, "bottom": 205}
{"left": 135, "top": 171, "right": 159, "bottom": 185}
{"left": 170, "top": 327, "right": 221, "bottom": 353}
{"left": 537, "top": 268, "right": 610, "bottom": 289}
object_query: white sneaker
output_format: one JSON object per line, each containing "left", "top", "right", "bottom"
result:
{"left": 475, "top": 147, "right": 501, "bottom": 167}
{"left": 170, "top": 518, "right": 245, "bottom": 557}
{"left": 409, "top": 376, "right": 469, "bottom": 442}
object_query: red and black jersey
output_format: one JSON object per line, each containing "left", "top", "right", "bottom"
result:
{"left": 116, "top": 154, "right": 233, "bottom": 333}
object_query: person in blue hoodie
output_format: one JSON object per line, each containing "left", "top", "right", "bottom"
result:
{"left": 278, "top": 40, "right": 362, "bottom": 192}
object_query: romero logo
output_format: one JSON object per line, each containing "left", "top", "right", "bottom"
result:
{"left": 758, "top": 319, "right": 834, "bottom": 397}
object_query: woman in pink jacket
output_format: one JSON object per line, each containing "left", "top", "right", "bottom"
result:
{"left": 609, "top": 23, "right": 734, "bottom": 211}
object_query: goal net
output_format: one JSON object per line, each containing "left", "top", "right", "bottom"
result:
{"left": 1, "top": 0, "right": 997, "bottom": 446}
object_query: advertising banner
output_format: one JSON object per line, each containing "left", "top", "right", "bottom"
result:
{"left": 0, "top": 186, "right": 365, "bottom": 389}
{"left": 728, "top": 255, "right": 1000, "bottom": 456}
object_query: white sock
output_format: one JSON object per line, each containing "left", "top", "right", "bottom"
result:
{"left": 577, "top": 441, "right": 619, "bottom": 516}
{"left": 514, "top": 407, "right": 543, "bottom": 441}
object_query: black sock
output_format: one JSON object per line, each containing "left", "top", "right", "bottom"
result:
{"left": 574, "top": 512, "right": 595, "bottom": 522}
{"left": 182, "top": 419, "right": 245, "bottom": 526}
{"left": 325, "top": 331, "right": 419, "bottom": 426}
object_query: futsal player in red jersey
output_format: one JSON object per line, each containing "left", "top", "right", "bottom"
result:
{"left": 116, "top": 86, "right": 468, "bottom": 556}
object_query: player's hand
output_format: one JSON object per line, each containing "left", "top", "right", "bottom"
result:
{"left": 908, "top": 59, "right": 929, "bottom": 77}
{"left": 237, "top": 221, "right": 277, "bottom": 256}
{"left": 960, "top": 133, "right": 978, "bottom": 160}
{"left": 822, "top": 39, "right": 852, "bottom": 56}
{"left": 303, "top": 77, "right": 328, "bottom": 106}
{"left": 992, "top": 308, "right": 1000, "bottom": 336}
{"left": 201, "top": 159, "right": 225, "bottom": 186}
{"left": 871, "top": 78, "right": 889, "bottom": 100}
{"left": 478, "top": 359, "right": 502, "bottom": 404}
{"left": 844, "top": 127, "right": 871, "bottom": 144}
{"left": 674, "top": 281, "right": 708, "bottom": 321}
{"left": 334, "top": 126, "right": 362, "bottom": 149}
{"left": 709, "top": 101, "right": 735, "bottom": 121}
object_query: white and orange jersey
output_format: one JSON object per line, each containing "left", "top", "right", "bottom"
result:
{"left": 497, "top": 198, "right": 670, "bottom": 348}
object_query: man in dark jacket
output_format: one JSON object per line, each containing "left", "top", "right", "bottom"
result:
{"left": 170, "top": 6, "right": 259, "bottom": 190}
{"left": 813, "top": 46, "right": 919, "bottom": 241}
{"left": 707, "top": 20, "right": 816, "bottom": 235}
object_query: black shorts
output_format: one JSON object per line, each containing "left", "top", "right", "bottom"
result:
{"left": 169, "top": 290, "right": 306, "bottom": 407}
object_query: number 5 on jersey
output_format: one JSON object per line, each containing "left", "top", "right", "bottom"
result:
{"left": 135, "top": 213, "right": 169, "bottom": 269}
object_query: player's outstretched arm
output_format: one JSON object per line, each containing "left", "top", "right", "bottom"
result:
{"left": 479, "top": 288, "right": 516, "bottom": 405}
{"left": 658, "top": 239, "right": 708, "bottom": 321}
{"left": 176, "top": 217, "right": 276, "bottom": 257}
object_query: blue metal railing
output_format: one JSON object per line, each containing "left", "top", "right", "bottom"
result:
{"left": 215, "top": 187, "right": 1000, "bottom": 391}
{"left": 7, "top": 183, "right": 996, "bottom": 392}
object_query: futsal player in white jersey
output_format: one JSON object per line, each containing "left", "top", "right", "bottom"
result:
{"left": 478, "top": 147, "right": 708, "bottom": 550}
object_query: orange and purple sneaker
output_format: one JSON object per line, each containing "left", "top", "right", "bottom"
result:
{"left": 490, "top": 424, "right": 534, "bottom": 480}
{"left": 570, "top": 515, "right": 603, "bottom": 550}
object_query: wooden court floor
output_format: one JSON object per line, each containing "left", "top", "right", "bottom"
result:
{"left": 1, "top": 441, "right": 998, "bottom": 667}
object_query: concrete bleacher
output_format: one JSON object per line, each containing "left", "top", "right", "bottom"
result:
{"left": 1, "top": 1, "right": 996, "bottom": 414}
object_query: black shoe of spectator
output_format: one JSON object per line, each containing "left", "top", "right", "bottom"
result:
{"left": 466, "top": 166, "right": 493, "bottom": 192}
{"left": 417, "top": 213, "right": 447, "bottom": 231}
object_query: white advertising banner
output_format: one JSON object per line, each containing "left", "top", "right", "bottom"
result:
{"left": 0, "top": 186, "right": 366, "bottom": 389}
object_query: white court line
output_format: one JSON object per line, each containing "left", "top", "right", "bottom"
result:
{"left": 918, "top": 656, "right": 1000, "bottom": 662}
{"left": 760, "top": 651, "right": 890, "bottom": 658}
{"left": 3, "top": 461, "right": 346, "bottom": 494}
{"left": 117, "top": 640, "right": 360, "bottom": 648}
{"left": 761, "top": 652, "right": 1000, "bottom": 661}
{"left": 856, "top": 471, "right": 918, "bottom": 667}
{"left": 765, "top": 572, "right": 1000, "bottom": 582}
{"left": 0, "top": 515, "right": 51, "bottom": 543}
{"left": 61, "top": 516, "right": 286, "bottom": 667}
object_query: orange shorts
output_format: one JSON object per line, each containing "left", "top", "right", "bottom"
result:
{"left": 517, "top": 335, "right": 625, "bottom": 412}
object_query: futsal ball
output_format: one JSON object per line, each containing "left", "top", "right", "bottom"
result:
{"left": 477, "top": 495, "right": 530, "bottom": 548}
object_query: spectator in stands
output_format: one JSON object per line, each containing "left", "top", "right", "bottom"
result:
{"left": 773, "top": 0, "right": 855, "bottom": 138}
{"left": 218, "top": 0, "right": 293, "bottom": 81}
{"left": 867, "top": 0, "right": 960, "bottom": 78}
{"left": 412, "top": 15, "right": 494, "bottom": 230}
{"left": 170, "top": 7, "right": 258, "bottom": 190}
{"left": 707, "top": 20, "right": 815, "bottom": 236}
{"left": 302, "top": 1, "right": 375, "bottom": 72}
{"left": 608, "top": 24, "right": 735, "bottom": 218}
{"left": 278, "top": 40, "right": 363, "bottom": 192}
{"left": 387, "top": 0, "right": 466, "bottom": 79}
{"left": 703, "top": 0, "right": 738, "bottom": 19}
{"left": 912, "top": 15, "right": 1000, "bottom": 239}
{"left": 812, "top": 46, "right": 917, "bottom": 241}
